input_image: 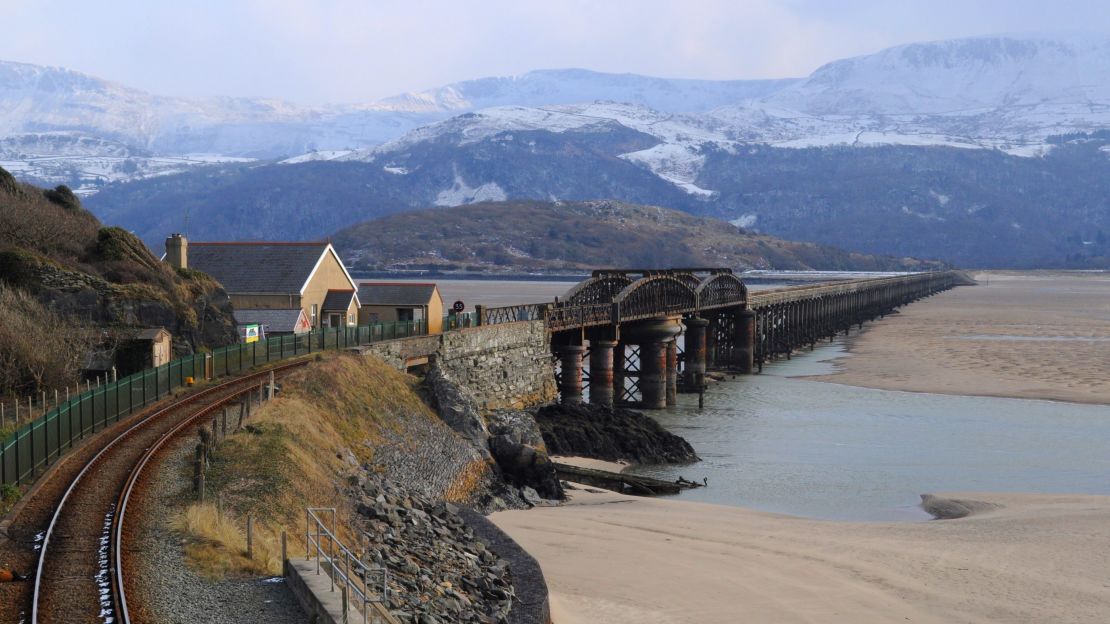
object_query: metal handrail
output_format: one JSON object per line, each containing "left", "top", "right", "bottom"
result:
{"left": 305, "top": 508, "right": 390, "bottom": 624}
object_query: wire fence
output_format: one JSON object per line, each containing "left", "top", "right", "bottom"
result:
{"left": 1, "top": 319, "right": 426, "bottom": 487}
{"left": 1, "top": 303, "right": 548, "bottom": 489}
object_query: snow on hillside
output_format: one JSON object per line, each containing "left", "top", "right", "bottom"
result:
{"left": 371, "top": 68, "right": 798, "bottom": 114}
{"left": 6, "top": 34, "right": 1110, "bottom": 198}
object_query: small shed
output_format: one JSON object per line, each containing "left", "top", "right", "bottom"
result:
{"left": 234, "top": 309, "right": 311, "bottom": 338}
{"left": 113, "top": 327, "right": 172, "bottom": 376}
{"left": 357, "top": 283, "right": 444, "bottom": 334}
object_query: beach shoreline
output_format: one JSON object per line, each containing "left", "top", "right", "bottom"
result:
{"left": 492, "top": 488, "right": 1110, "bottom": 623}
{"left": 798, "top": 271, "right": 1110, "bottom": 405}
{"left": 495, "top": 272, "right": 1110, "bottom": 623}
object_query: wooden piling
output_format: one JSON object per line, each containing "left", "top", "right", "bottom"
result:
{"left": 194, "top": 443, "right": 205, "bottom": 498}
{"left": 247, "top": 515, "right": 254, "bottom": 559}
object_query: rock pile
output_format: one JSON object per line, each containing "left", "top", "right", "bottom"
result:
{"left": 534, "top": 402, "right": 699, "bottom": 464}
{"left": 350, "top": 474, "right": 514, "bottom": 624}
{"left": 486, "top": 410, "right": 563, "bottom": 501}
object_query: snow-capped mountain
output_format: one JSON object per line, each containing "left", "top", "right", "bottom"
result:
{"left": 370, "top": 68, "right": 797, "bottom": 114}
{"left": 7, "top": 33, "right": 1110, "bottom": 198}
{"left": 349, "top": 35, "right": 1110, "bottom": 202}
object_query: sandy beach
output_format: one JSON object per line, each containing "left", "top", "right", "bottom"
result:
{"left": 807, "top": 272, "right": 1110, "bottom": 405}
{"left": 493, "top": 488, "right": 1110, "bottom": 623}
{"left": 492, "top": 272, "right": 1110, "bottom": 623}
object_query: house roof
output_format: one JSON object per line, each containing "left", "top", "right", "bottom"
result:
{"left": 136, "top": 327, "right": 171, "bottom": 341}
{"left": 234, "top": 308, "right": 307, "bottom": 334}
{"left": 322, "top": 289, "right": 357, "bottom": 311}
{"left": 358, "top": 282, "right": 440, "bottom": 306}
{"left": 188, "top": 242, "right": 355, "bottom": 295}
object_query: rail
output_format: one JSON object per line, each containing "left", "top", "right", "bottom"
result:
{"left": 31, "top": 362, "right": 306, "bottom": 624}
{"left": 1, "top": 319, "right": 424, "bottom": 487}
{"left": 305, "top": 507, "right": 392, "bottom": 624}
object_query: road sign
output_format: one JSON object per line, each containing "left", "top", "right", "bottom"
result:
{"left": 452, "top": 300, "right": 465, "bottom": 313}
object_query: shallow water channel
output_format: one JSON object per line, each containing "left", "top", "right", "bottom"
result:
{"left": 627, "top": 340, "right": 1110, "bottom": 521}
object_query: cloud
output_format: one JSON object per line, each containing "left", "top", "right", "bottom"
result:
{"left": 1, "top": 0, "right": 1108, "bottom": 103}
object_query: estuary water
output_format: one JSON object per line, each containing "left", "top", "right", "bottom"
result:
{"left": 628, "top": 341, "right": 1110, "bottom": 521}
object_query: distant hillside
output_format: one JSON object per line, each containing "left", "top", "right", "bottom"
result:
{"left": 332, "top": 200, "right": 944, "bottom": 273}
{"left": 89, "top": 134, "right": 1110, "bottom": 268}
{"left": 0, "top": 166, "right": 236, "bottom": 398}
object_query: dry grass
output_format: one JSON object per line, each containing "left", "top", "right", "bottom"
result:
{"left": 176, "top": 353, "right": 438, "bottom": 579}
{"left": 445, "top": 458, "right": 493, "bottom": 503}
{"left": 174, "top": 503, "right": 280, "bottom": 578}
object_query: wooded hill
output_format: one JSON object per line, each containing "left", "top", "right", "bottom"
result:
{"left": 333, "top": 200, "right": 945, "bottom": 273}
{"left": 0, "top": 166, "right": 236, "bottom": 399}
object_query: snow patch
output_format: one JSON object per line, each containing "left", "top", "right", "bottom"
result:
{"left": 730, "top": 214, "right": 758, "bottom": 229}
{"left": 620, "top": 143, "right": 716, "bottom": 197}
{"left": 929, "top": 190, "right": 950, "bottom": 206}
{"left": 383, "top": 165, "right": 409, "bottom": 175}
{"left": 280, "top": 150, "right": 358, "bottom": 164}
{"left": 434, "top": 173, "right": 507, "bottom": 206}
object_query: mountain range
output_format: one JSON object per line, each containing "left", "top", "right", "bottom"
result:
{"left": 4, "top": 34, "right": 1110, "bottom": 268}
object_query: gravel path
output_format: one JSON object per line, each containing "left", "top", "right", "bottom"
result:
{"left": 131, "top": 432, "right": 306, "bottom": 624}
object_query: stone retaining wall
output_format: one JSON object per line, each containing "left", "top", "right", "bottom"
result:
{"left": 438, "top": 321, "right": 556, "bottom": 412}
{"left": 459, "top": 508, "right": 552, "bottom": 624}
{"left": 365, "top": 321, "right": 556, "bottom": 413}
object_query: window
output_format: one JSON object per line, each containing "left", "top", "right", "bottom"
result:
{"left": 347, "top": 313, "right": 355, "bottom": 326}
{"left": 311, "top": 304, "right": 318, "bottom": 327}
{"left": 396, "top": 308, "right": 414, "bottom": 321}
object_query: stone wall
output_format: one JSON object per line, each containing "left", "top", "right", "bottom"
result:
{"left": 363, "top": 320, "right": 556, "bottom": 413}
{"left": 437, "top": 321, "right": 556, "bottom": 412}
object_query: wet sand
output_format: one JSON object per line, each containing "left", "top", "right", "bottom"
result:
{"left": 492, "top": 272, "right": 1110, "bottom": 622}
{"left": 807, "top": 272, "right": 1110, "bottom": 404}
{"left": 493, "top": 488, "right": 1110, "bottom": 623}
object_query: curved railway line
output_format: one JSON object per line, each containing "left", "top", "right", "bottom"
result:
{"left": 27, "top": 361, "right": 305, "bottom": 624}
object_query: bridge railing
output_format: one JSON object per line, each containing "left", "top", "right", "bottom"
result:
{"left": 305, "top": 507, "right": 391, "bottom": 624}
{"left": 0, "top": 319, "right": 425, "bottom": 488}
{"left": 547, "top": 302, "right": 613, "bottom": 331}
{"left": 478, "top": 303, "right": 549, "bottom": 325}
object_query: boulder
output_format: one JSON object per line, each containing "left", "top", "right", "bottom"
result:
{"left": 534, "top": 402, "right": 698, "bottom": 464}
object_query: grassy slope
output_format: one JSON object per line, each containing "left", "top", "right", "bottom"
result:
{"left": 179, "top": 353, "right": 492, "bottom": 578}
{"left": 333, "top": 199, "right": 946, "bottom": 272}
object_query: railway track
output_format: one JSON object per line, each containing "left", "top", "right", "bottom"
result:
{"left": 29, "top": 361, "right": 306, "bottom": 624}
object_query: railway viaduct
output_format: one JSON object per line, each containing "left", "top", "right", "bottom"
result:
{"left": 476, "top": 269, "right": 964, "bottom": 409}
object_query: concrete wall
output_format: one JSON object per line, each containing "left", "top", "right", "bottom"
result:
{"left": 365, "top": 320, "right": 556, "bottom": 412}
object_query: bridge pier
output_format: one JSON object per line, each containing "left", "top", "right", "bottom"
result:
{"left": 622, "top": 318, "right": 682, "bottom": 410}
{"left": 666, "top": 340, "right": 678, "bottom": 406}
{"left": 733, "top": 308, "right": 755, "bottom": 374}
{"left": 682, "top": 317, "right": 708, "bottom": 391}
{"left": 556, "top": 344, "right": 586, "bottom": 403}
{"left": 588, "top": 340, "right": 618, "bottom": 407}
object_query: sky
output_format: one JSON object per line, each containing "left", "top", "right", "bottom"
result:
{"left": 3, "top": 0, "right": 1110, "bottom": 104}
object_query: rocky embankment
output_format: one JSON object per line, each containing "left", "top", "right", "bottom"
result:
{"left": 350, "top": 474, "right": 514, "bottom": 624}
{"left": 533, "top": 402, "right": 699, "bottom": 464}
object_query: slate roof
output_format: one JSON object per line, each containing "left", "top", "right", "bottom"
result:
{"left": 188, "top": 242, "right": 331, "bottom": 294}
{"left": 234, "top": 309, "right": 306, "bottom": 334}
{"left": 322, "top": 289, "right": 356, "bottom": 311}
{"left": 358, "top": 283, "right": 439, "bottom": 306}
{"left": 136, "top": 327, "right": 170, "bottom": 341}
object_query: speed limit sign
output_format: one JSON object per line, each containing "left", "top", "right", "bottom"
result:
{"left": 452, "top": 300, "right": 465, "bottom": 313}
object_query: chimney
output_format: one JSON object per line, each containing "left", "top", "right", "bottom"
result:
{"left": 166, "top": 233, "right": 188, "bottom": 269}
